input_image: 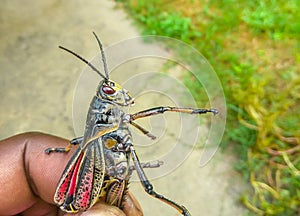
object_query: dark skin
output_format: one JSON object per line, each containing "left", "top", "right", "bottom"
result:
{"left": 0, "top": 132, "right": 143, "bottom": 216}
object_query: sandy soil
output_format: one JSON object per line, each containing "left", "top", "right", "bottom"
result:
{"left": 0, "top": 1, "right": 248, "bottom": 215}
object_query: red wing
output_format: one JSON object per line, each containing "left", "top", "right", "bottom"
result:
{"left": 54, "top": 146, "right": 82, "bottom": 207}
{"left": 54, "top": 138, "right": 105, "bottom": 212}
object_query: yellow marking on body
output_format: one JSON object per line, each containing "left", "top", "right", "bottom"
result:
{"left": 86, "top": 125, "right": 119, "bottom": 145}
{"left": 69, "top": 204, "right": 76, "bottom": 212}
{"left": 105, "top": 138, "right": 117, "bottom": 149}
{"left": 113, "top": 82, "right": 123, "bottom": 91}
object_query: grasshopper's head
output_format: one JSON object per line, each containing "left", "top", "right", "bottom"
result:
{"left": 59, "top": 32, "right": 134, "bottom": 106}
{"left": 97, "top": 79, "right": 134, "bottom": 106}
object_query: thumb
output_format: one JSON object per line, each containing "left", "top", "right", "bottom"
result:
{"left": 62, "top": 202, "right": 126, "bottom": 216}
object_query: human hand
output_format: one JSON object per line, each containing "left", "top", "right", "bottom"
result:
{"left": 0, "top": 132, "right": 143, "bottom": 216}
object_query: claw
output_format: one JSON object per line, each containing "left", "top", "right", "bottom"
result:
{"left": 45, "top": 148, "right": 54, "bottom": 154}
{"left": 210, "top": 108, "right": 219, "bottom": 115}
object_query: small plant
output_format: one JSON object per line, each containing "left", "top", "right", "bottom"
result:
{"left": 129, "top": 4, "right": 201, "bottom": 42}
{"left": 241, "top": 0, "right": 300, "bottom": 39}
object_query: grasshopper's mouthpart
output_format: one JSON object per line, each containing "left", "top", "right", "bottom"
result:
{"left": 129, "top": 98, "right": 135, "bottom": 106}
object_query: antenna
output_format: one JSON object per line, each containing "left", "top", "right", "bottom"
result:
{"left": 58, "top": 45, "right": 107, "bottom": 80}
{"left": 92, "top": 32, "right": 109, "bottom": 80}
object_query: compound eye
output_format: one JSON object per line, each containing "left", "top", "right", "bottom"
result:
{"left": 102, "top": 85, "right": 115, "bottom": 95}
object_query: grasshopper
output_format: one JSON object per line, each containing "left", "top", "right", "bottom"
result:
{"left": 45, "top": 32, "right": 218, "bottom": 216}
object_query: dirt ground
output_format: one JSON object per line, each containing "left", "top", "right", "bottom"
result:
{"left": 0, "top": 1, "right": 248, "bottom": 215}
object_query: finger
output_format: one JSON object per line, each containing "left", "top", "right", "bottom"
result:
{"left": 0, "top": 132, "right": 73, "bottom": 215}
{"left": 69, "top": 192, "right": 143, "bottom": 216}
{"left": 81, "top": 203, "right": 125, "bottom": 216}
{"left": 64, "top": 202, "right": 126, "bottom": 216}
{"left": 122, "top": 191, "right": 143, "bottom": 216}
{"left": 24, "top": 132, "right": 76, "bottom": 203}
{"left": 0, "top": 132, "right": 143, "bottom": 216}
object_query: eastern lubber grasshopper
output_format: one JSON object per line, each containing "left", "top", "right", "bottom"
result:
{"left": 45, "top": 32, "right": 218, "bottom": 215}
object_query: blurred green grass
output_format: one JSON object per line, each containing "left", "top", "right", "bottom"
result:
{"left": 116, "top": 0, "right": 300, "bottom": 215}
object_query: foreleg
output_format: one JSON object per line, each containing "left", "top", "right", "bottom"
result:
{"left": 130, "top": 106, "right": 218, "bottom": 121}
